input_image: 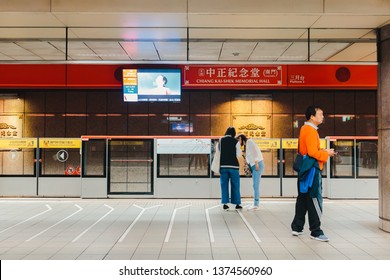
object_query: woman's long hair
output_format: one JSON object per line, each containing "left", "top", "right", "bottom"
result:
{"left": 224, "top": 126, "right": 236, "bottom": 137}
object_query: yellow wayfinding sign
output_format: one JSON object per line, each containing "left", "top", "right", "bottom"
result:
{"left": 254, "top": 139, "right": 280, "bottom": 149}
{"left": 0, "top": 138, "right": 37, "bottom": 149}
{"left": 282, "top": 139, "right": 299, "bottom": 149}
{"left": 39, "top": 138, "right": 81, "bottom": 149}
{"left": 282, "top": 139, "right": 327, "bottom": 149}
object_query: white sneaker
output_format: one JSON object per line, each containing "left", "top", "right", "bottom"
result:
{"left": 310, "top": 234, "right": 329, "bottom": 242}
{"left": 247, "top": 205, "right": 259, "bottom": 211}
{"left": 292, "top": 230, "right": 304, "bottom": 236}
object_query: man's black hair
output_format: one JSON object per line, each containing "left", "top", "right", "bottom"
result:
{"left": 305, "top": 105, "right": 322, "bottom": 120}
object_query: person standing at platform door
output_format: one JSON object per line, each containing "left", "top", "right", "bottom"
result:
{"left": 219, "top": 126, "right": 243, "bottom": 210}
{"left": 236, "top": 134, "right": 264, "bottom": 211}
{"left": 291, "top": 105, "right": 336, "bottom": 242}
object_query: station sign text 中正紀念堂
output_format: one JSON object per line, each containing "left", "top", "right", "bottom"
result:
{"left": 183, "top": 65, "right": 285, "bottom": 88}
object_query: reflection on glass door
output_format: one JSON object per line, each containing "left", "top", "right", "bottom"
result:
{"left": 108, "top": 139, "right": 153, "bottom": 194}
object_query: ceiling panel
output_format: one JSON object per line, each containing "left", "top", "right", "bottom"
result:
{"left": 325, "top": 0, "right": 390, "bottom": 14}
{"left": 51, "top": 0, "right": 187, "bottom": 13}
{"left": 328, "top": 42, "right": 377, "bottom": 61}
{"left": 250, "top": 42, "right": 292, "bottom": 61}
{"left": 16, "top": 41, "right": 65, "bottom": 58}
{"left": 53, "top": 13, "right": 188, "bottom": 28}
{"left": 310, "top": 42, "right": 350, "bottom": 61}
{"left": 312, "top": 15, "right": 390, "bottom": 28}
{"left": 154, "top": 42, "right": 187, "bottom": 61}
{"left": 278, "top": 42, "right": 309, "bottom": 61}
{"left": 69, "top": 27, "right": 187, "bottom": 40}
{"left": 0, "top": 0, "right": 388, "bottom": 63}
{"left": 188, "top": 14, "right": 321, "bottom": 28}
{"left": 309, "top": 29, "right": 374, "bottom": 39}
{"left": 220, "top": 42, "right": 257, "bottom": 61}
{"left": 120, "top": 42, "right": 159, "bottom": 60}
{"left": 0, "top": 13, "right": 64, "bottom": 27}
{"left": 189, "top": 28, "right": 308, "bottom": 40}
{"left": 188, "top": 0, "right": 324, "bottom": 13}
{"left": 189, "top": 42, "right": 223, "bottom": 61}
{"left": 0, "top": 27, "right": 66, "bottom": 39}
{"left": 360, "top": 52, "right": 377, "bottom": 62}
{"left": 0, "top": 42, "right": 34, "bottom": 56}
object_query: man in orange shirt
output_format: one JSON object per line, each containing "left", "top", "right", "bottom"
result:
{"left": 291, "top": 106, "right": 336, "bottom": 242}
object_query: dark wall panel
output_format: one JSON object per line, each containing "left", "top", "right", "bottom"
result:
{"left": 149, "top": 115, "right": 169, "bottom": 135}
{"left": 87, "top": 91, "right": 107, "bottom": 113}
{"left": 355, "top": 91, "right": 376, "bottom": 114}
{"left": 46, "top": 92, "right": 66, "bottom": 113}
{"left": 24, "top": 92, "right": 45, "bottom": 113}
{"left": 273, "top": 114, "right": 292, "bottom": 138}
{"left": 107, "top": 115, "right": 127, "bottom": 135}
{"left": 191, "top": 114, "right": 211, "bottom": 136}
{"left": 14, "top": 89, "right": 378, "bottom": 138}
{"left": 45, "top": 115, "right": 65, "bottom": 137}
{"left": 128, "top": 115, "right": 148, "bottom": 135}
{"left": 189, "top": 91, "right": 210, "bottom": 114}
{"left": 66, "top": 91, "right": 87, "bottom": 114}
{"left": 210, "top": 91, "right": 231, "bottom": 114}
{"left": 87, "top": 116, "right": 107, "bottom": 135}
{"left": 24, "top": 115, "right": 44, "bottom": 137}
{"left": 335, "top": 91, "right": 355, "bottom": 114}
{"left": 66, "top": 116, "right": 86, "bottom": 137}
{"left": 107, "top": 91, "right": 127, "bottom": 114}
{"left": 273, "top": 91, "right": 293, "bottom": 114}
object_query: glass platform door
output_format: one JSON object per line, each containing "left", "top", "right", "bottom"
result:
{"left": 108, "top": 139, "right": 153, "bottom": 195}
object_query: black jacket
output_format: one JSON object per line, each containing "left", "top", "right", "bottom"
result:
{"left": 220, "top": 135, "right": 239, "bottom": 169}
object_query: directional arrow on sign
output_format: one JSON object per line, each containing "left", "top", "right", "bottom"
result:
{"left": 56, "top": 149, "right": 69, "bottom": 162}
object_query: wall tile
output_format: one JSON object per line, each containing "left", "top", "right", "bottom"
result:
{"left": 107, "top": 115, "right": 127, "bottom": 135}
{"left": 108, "top": 91, "right": 127, "bottom": 114}
{"left": 273, "top": 114, "right": 293, "bottom": 138}
{"left": 66, "top": 91, "right": 87, "bottom": 113}
{"left": 24, "top": 92, "right": 45, "bottom": 113}
{"left": 24, "top": 114, "right": 44, "bottom": 137}
{"left": 189, "top": 91, "right": 210, "bottom": 114}
{"left": 128, "top": 115, "right": 149, "bottom": 135}
{"left": 335, "top": 91, "right": 355, "bottom": 114}
{"left": 45, "top": 91, "right": 66, "bottom": 113}
{"left": 87, "top": 115, "right": 107, "bottom": 135}
{"left": 211, "top": 114, "right": 230, "bottom": 136}
{"left": 169, "top": 91, "right": 190, "bottom": 114}
{"left": 273, "top": 91, "right": 292, "bottom": 114}
{"left": 293, "top": 91, "right": 314, "bottom": 113}
{"left": 190, "top": 114, "right": 210, "bottom": 136}
{"left": 3, "top": 98, "right": 24, "bottom": 113}
{"left": 149, "top": 114, "right": 169, "bottom": 135}
{"left": 66, "top": 116, "right": 87, "bottom": 137}
{"left": 45, "top": 115, "right": 65, "bottom": 137}
{"left": 87, "top": 91, "right": 107, "bottom": 113}
{"left": 210, "top": 91, "right": 231, "bottom": 113}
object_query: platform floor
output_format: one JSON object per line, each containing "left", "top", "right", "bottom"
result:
{"left": 0, "top": 198, "right": 389, "bottom": 260}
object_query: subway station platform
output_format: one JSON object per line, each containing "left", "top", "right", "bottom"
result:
{"left": 0, "top": 198, "right": 389, "bottom": 260}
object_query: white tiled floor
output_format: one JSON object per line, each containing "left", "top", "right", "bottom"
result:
{"left": 0, "top": 198, "right": 389, "bottom": 260}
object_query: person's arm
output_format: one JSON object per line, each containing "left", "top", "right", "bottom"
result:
{"left": 304, "top": 130, "right": 329, "bottom": 163}
{"left": 247, "top": 140, "right": 262, "bottom": 170}
{"left": 235, "top": 142, "right": 242, "bottom": 160}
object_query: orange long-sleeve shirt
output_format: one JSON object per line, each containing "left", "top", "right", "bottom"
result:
{"left": 298, "top": 123, "right": 329, "bottom": 170}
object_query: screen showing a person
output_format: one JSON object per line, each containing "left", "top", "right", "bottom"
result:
{"left": 123, "top": 69, "right": 181, "bottom": 102}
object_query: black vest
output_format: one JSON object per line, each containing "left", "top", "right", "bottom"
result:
{"left": 220, "top": 135, "right": 239, "bottom": 169}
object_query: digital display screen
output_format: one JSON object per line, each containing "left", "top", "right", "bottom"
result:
{"left": 171, "top": 122, "right": 193, "bottom": 133}
{"left": 123, "top": 69, "right": 182, "bottom": 102}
